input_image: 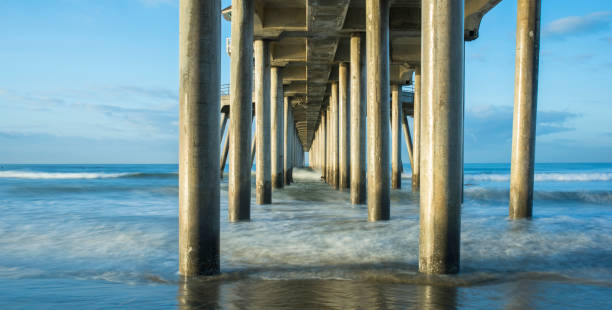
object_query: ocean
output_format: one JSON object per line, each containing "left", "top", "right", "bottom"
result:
{"left": 0, "top": 163, "right": 611, "bottom": 309}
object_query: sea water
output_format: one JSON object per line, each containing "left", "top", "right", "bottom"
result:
{"left": 0, "top": 163, "right": 610, "bottom": 309}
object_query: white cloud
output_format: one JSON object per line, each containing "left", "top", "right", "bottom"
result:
{"left": 138, "top": 0, "right": 176, "bottom": 7}
{"left": 543, "top": 11, "right": 612, "bottom": 38}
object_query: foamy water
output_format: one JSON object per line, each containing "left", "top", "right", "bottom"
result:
{"left": 0, "top": 163, "right": 611, "bottom": 309}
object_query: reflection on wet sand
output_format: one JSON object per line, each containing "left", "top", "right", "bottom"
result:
{"left": 177, "top": 277, "right": 459, "bottom": 309}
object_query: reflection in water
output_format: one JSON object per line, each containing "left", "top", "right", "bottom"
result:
{"left": 177, "top": 276, "right": 459, "bottom": 309}
{"left": 504, "top": 279, "right": 535, "bottom": 310}
{"left": 177, "top": 277, "right": 221, "bottom": 310}
{"left": 417, "top": 284, "right": 458, "bottom": 310}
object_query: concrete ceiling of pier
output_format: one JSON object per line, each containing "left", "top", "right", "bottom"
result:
{"left": 225, "top": 0, "right": 502, "bottom": 149}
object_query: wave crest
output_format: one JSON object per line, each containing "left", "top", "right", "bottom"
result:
{"left": 0, "top": 171, "right": 130, "bottom": 180}
{"left": 466, "top": 172, "right": 612, "bottom": 183}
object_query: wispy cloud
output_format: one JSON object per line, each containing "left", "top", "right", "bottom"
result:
{"left": 138, "top": 0, "right": 176, "bottom": 7}
{"left": 543, "top": 11, "right": 612, "bottom": 39}
{"left": 468, "top": 52, "right": 487, "bottom": 63}
{"left": 0, "top": 86, "right": 178, "bottom": 140}
{"left": 465, "top": 105, "right": 578, "bottom": 146}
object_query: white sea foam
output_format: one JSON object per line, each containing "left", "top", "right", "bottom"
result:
{"left": 465, "top": 172, "right": 612, "bottom": 183}
{"left": 0, "top": 170, "right": 130, "bottom": 179}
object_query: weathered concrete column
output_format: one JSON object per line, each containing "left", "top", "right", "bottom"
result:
{"left": 419, "top": 0, "right": 464, "bottom": 274}
{"left": 254, "top": 40, "right": 271, "bottom": 204}
{"left": 284, "top": 96, "right": 291, "bottom": 185}
{"left": 330, "top": 82, "right": 339, "bottom": 189}
{"left": 326, "top": 105, "right": 331, "bottom": 183}
{"left": 350, "top": 33, "right": 366, "bottom": 204}
{"left": 289, "top": 106, "right": 295, "bottom": 182}
{"left": 510, "top": 0, "right": 541, "bottom": 219}
{"left": 402, "top": 115, "right": 414, "bottom": 171}
{"left": 366, "top": 0, "right": 390, "bottom": 221}
{"left": 178, "top": 0, "right": 220, "bottom": 276}
{"left": 391, "top": 83, "right": 402, "bottom": 189}
{"left": 271, "top": 67, "right": 284, "bottom": 189}
{"left": 321, "top": 110, "right": 327, "bottom": 180}
{"left": 413, "top": 67, "right": 421, "bottom": 189}
{"left": 339, "top": 63, "right": 350, "bottom": 190}
{"left": 228, "top": 0, "right": 253, "bottom": 222}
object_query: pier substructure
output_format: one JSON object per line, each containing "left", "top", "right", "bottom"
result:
{"left": 178, "top": 0, "right": 220, "bottom": 276}
{"left": 254, "top": 39, "right": 271, "bottom": 204}
{"left": 366, "top": 0, "right": 391, "bottom": 221}
{"left": 339, "top": 63, "right": 350, "bottom": 190}
{"left": 330, "top": 82, "right": 339, "bottom": 189}
{"left": 391, "top": 83, "right": 402, "bottom": 189}
{"left": 271, "top": 67, "right": 284, "bottom": 189}
{"left": 419, "top": 0, "right": 464, "bottom": 274}
{"left": 413, "top": 67, "right": 421, "bottom": 189}
{"left": 350, "top": 33, "right": 366, "bottom": 204}
{"left": 510, "top": 0, "right": 541, "bottom": 219}
{"left": 228, "top": 0, "right": 253, "bottom": 222}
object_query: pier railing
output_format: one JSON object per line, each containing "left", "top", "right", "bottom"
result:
{"left": 221, "top": 84, "right": 230, "bottom": 96}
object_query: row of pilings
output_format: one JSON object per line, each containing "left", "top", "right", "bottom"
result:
{"left": 177, "top": 0, "right": 541, "bottom": 277}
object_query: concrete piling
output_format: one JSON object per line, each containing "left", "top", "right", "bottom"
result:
{"left": 350, "top": 33, "right": 366, "bottom": 204}
{"left": 330, "top": 82, "right": 339, "bottom": 189}
{"left": 510, "top": 0, "right": 541, "bottom": 219}
{"left": 391, "top": 83, "right": 402, "bottom": 189}
{"left": 254, "top": 39, "right": 271, "bottom": 204}
{"left": 228, "top": 0, "right": 253, "bottom": 222}
{"left": 339, "top": 63, "right": 350, "bottom": 190}
{"left": 419, "top": 0, "right": 464, "bottom": 274}
{"left": 412, "top": 67, "right": 421, "bottom": 189}
{"left": 366, "top": 0, "right": 391, "bottom": 221}
{"left": 271, "top": 66, "right": 284, "bottom": 189}
{"left": 321, "top": 110, "right": 327, "bottom": 181}
{"left": 178, "top": 0, "right": 220, "bottom": 276}
{"left": 284, "top": 96, "right": 291, "bottom": 185}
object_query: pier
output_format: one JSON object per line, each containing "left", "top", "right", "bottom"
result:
{"left": 179, "top": 0, "right": 541, "bottom": 276}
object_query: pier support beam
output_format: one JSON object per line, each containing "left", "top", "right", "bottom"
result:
{"left": 413, "top": 67, "right": 421, "bottom": 189}
{"left": 510, "top": 0, "right": 541, "bottom": 219}
{"left": 330, "top": 82, "right": 339, "bottom": 189}
{"left": 350, "top": 33, "right": 366, "bottom": 204}
{"left": 271, "top": 67, "right": 284, "bottom": 189}
{"left": 228, "top": 0, "right": 253, "bottom": 222}
{"left": 419, "top": 0, "right": 464, "bottom": 274}
{"left": 402, "top": 115, "right": 414, "bottom": 172}
{"left": 391, "top": 83, "right": 402, "bottom": 189}
{"left": 254, "top": 39, "right": 271, "bottom": 204}
{"left": 178, "top": 0, "right": 220, "bottom": 276}
{"left": 219, "top": 111, "right": 228, "bottom": 140}
{"left": 366, "top": 0, "right": 390, "bottom": 221}
{"left": 220, "top": 125, "right": 230, "bottom": 178}
{"left": 339, "top": 63, "right": 350, "bottom": 190}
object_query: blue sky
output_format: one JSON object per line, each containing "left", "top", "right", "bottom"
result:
{"left": 0, "top": 0, "right": 611, "bottom": 163}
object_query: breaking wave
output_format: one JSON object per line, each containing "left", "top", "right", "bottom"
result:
{"left": 0, "top": 171, "right": 177, "bottom": 180}
{"left": 465, "top": 172, "right": 612, "bottom": 183}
